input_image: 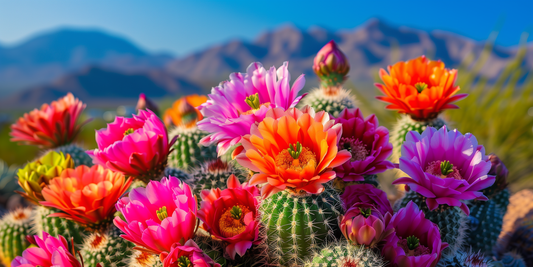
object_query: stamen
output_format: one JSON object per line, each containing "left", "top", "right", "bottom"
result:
{"left": 406, "top": 235, "right": 419, "bottom": 250}
{"left": 219, "top": 204, "right": 251, "bottom": 238}
{"left": 177, "top": 255, "right": 192, "bottom": 267}
{"left": 245, "top": 93, "right": 261, "bottom": 109}
{"left": 398, "top": 235, "right": 429, "bottom": 256}
{"left": 124, "top": 128, "right": 135, "bottom": 136}
{"left": 339, "top": 137, "right": 368, "bottom": 162}
{"left": 440, "top": 160, "right": 453, "bottom": 176}
{"left": 156, "top": 206, "right": 168, "bottom": 221}
{"left": 359, "top": 207, "right": 372, "bottom": 218}
{"left": 415, "top": 82, "right": 428, "bottom": 93}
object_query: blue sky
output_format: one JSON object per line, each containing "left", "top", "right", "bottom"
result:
{"left": 0, "top": 0, "right": 532, "bottom": 56}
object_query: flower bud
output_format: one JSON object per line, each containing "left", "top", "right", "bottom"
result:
{"left": 136, "top": 93, "right": 159, "bottom": 116}
{"left": 313, "top": 40, "right": 350, "bottom": 88}
{"left": 339, "top": 203, "right": 392, "bottom": 248}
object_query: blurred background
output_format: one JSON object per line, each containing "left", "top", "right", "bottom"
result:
{"left": 1, "top": 0, "right": 533, "bottom": 203}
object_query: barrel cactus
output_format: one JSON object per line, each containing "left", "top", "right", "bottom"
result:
{"left": 168, "top": 126, "right": 217, "bottom": 171}
{"left": 80, "top": 226, "right": 135, "bottom": 267}
{"left": 465, "top": 199, "right": 503, "bottom": 254}
{"left": 437, "top": 249, "right": 493, "bottom": 267}
{"left": 187, "top": 159, "right": 247, "bottom": 199}
{"left": 55, "top": 144, "right": 94, "bottom": 167}
{"left": 0, "top": 208, "right": 34, "bottom": 266}
{"left": 305, "top": 242, "right": 385, "bottom": 267}
{"left": 33, "top": 205, "right": 87, "bottom": 247}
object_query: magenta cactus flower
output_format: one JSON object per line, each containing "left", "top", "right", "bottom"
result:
{"left": 313, "top": 40, "right": 350, "bottom": 88}
{"left": 381, "top": 201, "right": 448, "bottom": 267}
{"left": 87, "top": 109, "right": 176, "bottom": 182}
{"left": 197, "top": 61, "right": 306, "bottom": 156}
{"left": 113, "top": 176, "right": 197, "bottom": 254}
{"left": 160, "top": 239, "right": 221, "bottom": 267}
{"left": 339, "top": 203, "right": 393, "bottom": 248}
{"left": 12, "top": 232, "right": 82, "bottom": 267}
{"left": 334, "top": 108, "right": 394, "bottom": 182}
{"left": 392, "top": 126, "right": 495, "bottom": 215}
{"left": 341, "top": 184, "right": 393, "bottom": 215}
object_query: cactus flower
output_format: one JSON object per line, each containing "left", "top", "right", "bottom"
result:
{"left": 333, "top": 108, "right": 394, "bottom": 182}
{"left": 164, "top": 94, "right": 207, "bottom": 128}
{"left": 235, "top": 106, "right": 351, "bottom": 198}
{"left": 40, "top": 165, "right": 132, "bottom": 230}
{"left": 114, "top": 176, "right": 197, "bottom": 254}
{"left": 160, "top": 239, "right": 221, "bottom": 267}
{"left": 482, "top": 154, "right": 509, "bottom": 198}
{"left": 11, "top": 232, "right": 83, "bottom": 267}
{"left": 10, "top": 93, "right": 88, "bottom": 148}
{"left": 197, "top": 62, "right": 306, "bottom": 156}
{"left": 392, "top": 126, "right": 495, "bottom": 215}
{"left": 136, "top": 93, "right": 160, "bottom": 116}
{"left": 341, "top": 184, "right": 393, "bottom": 215}
{"left": 375, "top": 56, "right": 467, "bottom": 121}
{"left": 313, "top": 40, "right": 350, "bottom": 88}
{"left": 16, "top": 151, "right": 74, "bottom": 205}
{"left": 198, "top": 174, "right": 260, "bottom": 259}
{"left": 87, "top": 109, "right": 176, "bottom": 182}
{"left": 381, "top": 201, "right": 448, "bottom": 267}
{"left": 340, "top": 203, "right": 393, "bottom": 248}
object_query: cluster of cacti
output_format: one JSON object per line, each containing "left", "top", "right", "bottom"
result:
{"left": 2, "top": 40, "right": 533, "bottom": 267}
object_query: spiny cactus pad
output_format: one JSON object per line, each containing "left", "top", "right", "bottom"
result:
{"left": 168, "top": 127, "right": 218, "bottom": 171}
{"left": 0, "top": 208, "right": 34, "bottom": 266}
{"left": 300, "top": 87, "right": 357, "bottom": 117}
{"left": 305, "top": 242, "right": 385, "bottom": 267}
{"left": 260, "top": 187, "right": 343, "bottom": 266}
{"left": 55, "top": 144, "right": 94, "bottom": 167}
{"left": 465, "top": 199, "right": 503, "bottom": 254}
{"left": 80, "top": 226, "right": 135, "bottom": 267}
{"left": 33, "top": 205, "right": 87, "bottom": 248}
{"left": 399, "top": 190, "right": 467, "bottom": 256}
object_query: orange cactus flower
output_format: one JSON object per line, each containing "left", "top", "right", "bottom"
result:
{"left": 163, "top": 94, "right": 207, "bottom": 128}
{"left": 375, "top": 56, "right": 467, "bottom": 121}
{"left": 40, "top": 165, "right": 133, "bottom": 230}
{"left": 235, "top": 106, "right": 351, "bottom": 198}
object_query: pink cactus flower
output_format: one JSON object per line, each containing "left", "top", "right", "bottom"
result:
{"left": 87, "top": 109, "right": 176, "bottom": 182}
{"left": 340, "top": 203, "right": 393, "bottom": 248}
{"left": 341, "top": 184, "right": 393, "bottom": 215}
{"left": 313, "top": 40, "right": 350, "bottom": 87}
{"left": 381, "top": 201, "right": 448, "bottom": 267}
{"left": 197, "top": 61, "right": 307, "bottom": 156}
{"left": 198, "top": 174, "right": 260, "bottom": 259}
{"left": 393, "top": 126, "right": 495, "bottom": 215}
{"left": 160, "top": 239, "right": 221, "bottom": 267}
{"left": 11, "top": 232, "right": 82, "bottom": 267}
{"left": 334, "top": 108, "right": 394, "bottom": 182}
{"left": 113, "top": 176, "right": 197, "bottom": 254}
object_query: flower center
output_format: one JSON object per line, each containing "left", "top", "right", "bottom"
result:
{"left": 339, "top": 137, "right": 369, "bottom": 162}
{"left": 415, "top": 82, "right": 428, "bottom": 93}
{"left": 124, "top": 128, "right": 135, "bottom": 136}
{"left": 156, "top": 206, "right": 168, "bottom": 221}
{"left": 398, "top": 235, "right": 429, "bottom": 256}
{"left": 219, "top": 204, "right": 251, "bottom": 238}
{"left": 245, "top": 93, "right": 261, "bottom": 109}
{"left": 275, "top": 144, "right": 317, "bottom": 171}
{"left": 425, "top": 160, "right": 462, "bottom": 180}
{"left": 341, "top": 259, "right": 359, "bottom": 267}
{"left": 177, "top": 255, "right": 192, "bottom": 267}
{"left": 359, "top": 207, "right": 372, "bottom": 218}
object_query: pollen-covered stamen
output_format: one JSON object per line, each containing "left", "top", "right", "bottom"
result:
{"left": 414, "top": 82, "right": 428, "bottom": 93}
{"left": 156, "top": 206, "right": 168, "bottom": 221}
{"left": 177, "top": 255, "right": 193, "bottom": 267}
{"left": 245, "top": 93, "right": 261, "bottom": 109}
{"left": 339, "top": 137, "right": 369, "bottom": 162}
{"left": 124, "top": 128, "right": 135, "bottom": 136}
{"left": 398, "top": 235, "right": 429, "bottom": 256}
{"left": 425, "top": 160, "right": 462, "bottom": 180}
{"left": 219, "top": 204, "right": 251, "bottom": 238}
{"left": 275, "top": 146, "right": 317, "bottom": 171}
{"left": 359, "top": 207, "right": 372, "bottom": 218}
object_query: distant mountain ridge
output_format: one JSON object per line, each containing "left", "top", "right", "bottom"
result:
{"left": 1, "top": 19, "right": 532, "bottom": 109}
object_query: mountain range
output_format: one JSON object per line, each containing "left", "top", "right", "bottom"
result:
{"left": 1, "top": 19, "right": 532, "bottom": 109}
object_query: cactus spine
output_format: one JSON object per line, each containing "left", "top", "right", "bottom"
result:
{"left": 0, "top": 208, "right": 35, "bottom": 266}
{"left": 300, "top": 88, "right": 357, "bottom": 117}
{"left": 55, "top": 144, "right": 94, "bottom": 167}
{"left": 193, "top": 235, "right": 227, "bottom": 267}
{"left": 492, "top": 189, "right": 510, "bottom": 216}
{"left": 399, "top": 190, "right": 467, "bottom": 256}
{"left": 465, "top": 199, "right": 503, "bottom": 254}
{"left": 164, "top": 167, "right": 191, "bottom": 181}
{"left": 187, "top": 160, "right": 247, "bottom": 200}
{"left": 437, "top": 249, "right": 494, "bottom": 267}
{"left": 391, "top": 116, "right": 446, "bottom": 162}
{"left": 127, "top": 250, "right": 164, "bottom": 267}
{"left": 168, "top": 126, "right": 218, "bottom": 171}
{"left": 260, "top": 186, "right": 342, "bottom": 266}
{"left": 80, "top": 225, "right": 135, "bottom": 267}
{"left": 305, "top": 242, "right": 385, "bottom": 267}
{"left": 33, "top": 205, "right": 87, "bottom": 247}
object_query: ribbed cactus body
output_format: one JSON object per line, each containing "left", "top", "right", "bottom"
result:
{"left": 300, "top": 87, "right": 357, "bottom": 117}
{"left": 492, "top": 189, "right": 510, "bottom": 215}
{"left": 164, "top": 167, "right": 191, "bottom": 181}
{"left": 80, "top": 226, "right": 135, "bottom": 267}
{"left": 260, "top": 187, "right": 343, "bottom": 266}
{"left": 494, "top": 252, "right": 527, "bottom": 267}
{"left": 0, "top": 208, "right": 34, "bottom": 266}
{"left": 305, "top": 242, "right": 385, "bottom": 267}
{"left": 437, "top": 249, "right": 493, "bottom": 267}
{"left": 55, "top": 144, "right": 94, "bottom": 167}
{"left": 33, "top": 205, "right": 87, "bottom": 247}
{"left": 391, "top": 116, "right": 446, "bottom": 162}
{"left": 188, "top": 161, "right": 247, "bottom": 200}
{"left": 168, "top": 127, "right": 218, "bottom": 171}
{"left": 193, "top": 235, "right": 227, "bottom": 267}
{"left": 399, "top": 190, "right": 467, "bottom": 255}
{"left": 465, "top": 199, "right": 503, "bottom": 254}
{"left": 506, "top": 218, "right": 533, "bottom": 266}
{"left": 127, "top": 250, "right": 164, "bottom": 267}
